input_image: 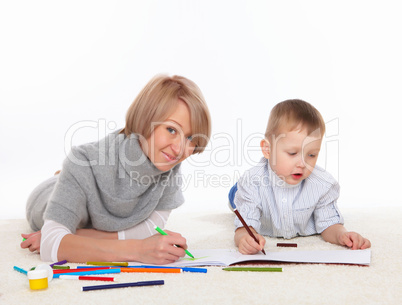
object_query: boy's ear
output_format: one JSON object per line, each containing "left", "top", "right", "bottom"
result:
{"left": 260, "top": 139, "right": 270, "bottom": 159}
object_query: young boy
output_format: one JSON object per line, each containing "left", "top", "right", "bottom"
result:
{"left": 229, "top": 99, "right": 371, "bottom": 254}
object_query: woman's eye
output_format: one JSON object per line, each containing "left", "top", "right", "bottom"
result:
{"left": 167, "top": 127, "right": 176, "bottom": 135}
{"left": 288, "top": 152, "right": 297, "bottom": 156}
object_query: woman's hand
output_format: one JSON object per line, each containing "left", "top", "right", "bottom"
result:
{"left": 135, "top": 230, "right": 188, "bottom": 264}
{"left": 21, "top": 231, "right": 41, "bottom": 253}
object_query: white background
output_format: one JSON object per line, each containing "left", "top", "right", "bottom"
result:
{"left": 1, "top": 0, "right": 401, "bottom": 219}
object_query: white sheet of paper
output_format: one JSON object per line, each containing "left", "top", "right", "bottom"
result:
{"left": 129, "top": 249, "right": 371, "bottom": 267}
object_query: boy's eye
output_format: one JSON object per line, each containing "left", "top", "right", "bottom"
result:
{"left": 309, "top": 154, "right": 317, "bottom": 158}
{"left": 187, "top": 135, "right": 193, "bottom": 142}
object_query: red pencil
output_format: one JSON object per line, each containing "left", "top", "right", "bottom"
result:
{"left": 233, "top": 209, "right": 266, "bottom": 255}
{"left": 59, "top": 275, "right": 116, "bottom": 281}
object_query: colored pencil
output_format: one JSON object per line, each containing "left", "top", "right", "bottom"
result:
{"left": 50, "top": 260, "right": 68, "bottom": 267}
{"left": 87, "top": 262, "right": 128, "bottom": 267}
{"left": 233, "top": 208, "right": 266, "bottom": 255}
{"left": 81, "top": 280, "right": 165, "bottom": 292}
{"left": 52, "top": 266, "right": 70, "bottom": 270}
{"left": 59, "top": 275, "right": 116, "bottom": 282}
{"left": 119, "top": 267, "right": 182, "bottom": 274}
{"left": 132, "top": 265, "right": 208, "bottom": 273}
{"left": 13, "top": 266, "right": 28, "bottom": 275}
{"left": 53, "top": 267, "right": 112, "bottom": 274}
{"left": 52, "top": 268, "right": 120, "bottom": 278}
{"left": 77, "top": 266, "right": 115, "bottom": 269}
{"left": 154, "top": 226, "right": 195, "bottom": 258}
{"left": 223, "top": 267, "right": 282, "bottom": 272}
{"left": 277, "top": 242, "right": 297, "bottom": 247}
{"left": 181, "top": 267, "right": 208, "bottom": 273}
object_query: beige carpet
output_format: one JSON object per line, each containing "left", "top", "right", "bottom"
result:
{"left": 1, "top": 206, "right": 401, "bottom": 305}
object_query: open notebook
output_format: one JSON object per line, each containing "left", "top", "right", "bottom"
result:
{"left": 129, "top": 249, "right": 371, "bottom": 267}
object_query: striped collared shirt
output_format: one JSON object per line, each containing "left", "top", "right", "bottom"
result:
{"left": 234, "top": 158, "right": 344, "bottom": 239}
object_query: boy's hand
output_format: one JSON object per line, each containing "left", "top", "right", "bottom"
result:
{"left": 338, "top": 231, "right": 371, "bottom": 250}
{"left": 235, "top": 227, "right": 266, "bottom": 255}
{"left": 321, "top": 224, "right": 371, "bottom": 250}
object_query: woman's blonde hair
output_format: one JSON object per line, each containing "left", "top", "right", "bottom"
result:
{"left": 265, "top": 99, "right": 325, "bottom": 140}
{"left": 121, "top": 74, "right": 211, "bottom": 153}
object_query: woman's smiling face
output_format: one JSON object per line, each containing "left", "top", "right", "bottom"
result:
{"left": 141, "top": 99, "right": 195, "bottom": 172}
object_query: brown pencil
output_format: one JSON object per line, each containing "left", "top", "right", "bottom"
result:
{"left": 233, "top": 209, "right": 266, "bottom": 255}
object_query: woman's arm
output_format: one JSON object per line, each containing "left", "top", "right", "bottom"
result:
{"left": 66, "top": 210, "right": 171, "bottom": 240}
{"left": 117, "top": 211, "right": 171, "bottom": 240}
{"left": 58, "top": 230, "right": 188, "bottom": 264}
{"left": 22, "top": 210, "right": 171, "bottom": 256}
{"left": 58, "top": 210, "right": 175, "bottom": 263}
{"left": 39, "top": 217, "right": 188, "bottom": 264}
{"left": 75, "top": 229, "right": 117, "bottom": 239}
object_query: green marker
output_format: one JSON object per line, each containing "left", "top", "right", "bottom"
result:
{"left": 154, "top": 226, "right": 194, "bottom": 259}
{"left": 222, "top": 267, "right": 282, "bottom": 272}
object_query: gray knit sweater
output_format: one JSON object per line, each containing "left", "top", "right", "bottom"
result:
{"left": 42, "top": 131, "right": 184, "bottom": 233}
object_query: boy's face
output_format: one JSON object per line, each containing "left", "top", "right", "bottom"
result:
{"left": 141, "top": 99, "right": 196, "bottom": 172}
{"left": 261, "top": 127, "right": 322, "bottom": 185}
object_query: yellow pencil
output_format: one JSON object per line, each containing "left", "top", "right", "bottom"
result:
{"left": 87, "top": 262, "right": 129, "bottom": 267}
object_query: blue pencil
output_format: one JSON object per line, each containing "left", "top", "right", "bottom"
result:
{"left": 82, "top": 280, "right": 165, "bottom": 291}
{"left": 79, "top": 265, "right": 208, "bottom": 273}
{"left": 53, "top": 268, "right": 120, "bottom": 278}
{"left": 182, "top": 267, "right": 207, "bottom": 273}
{"left": 13, "top": 266, "right": 28, "bottom": 275}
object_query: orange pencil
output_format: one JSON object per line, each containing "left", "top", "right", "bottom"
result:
{"left": 119, "top": 267, "right": 182, "bottom": 274}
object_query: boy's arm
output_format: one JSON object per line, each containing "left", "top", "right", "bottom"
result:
{"left": 321, "top": 223, "right": 371, "bottom": 250}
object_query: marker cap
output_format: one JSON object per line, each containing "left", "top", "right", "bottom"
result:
{"left": 35, "top": 264, "right": 53, "bottom": 282}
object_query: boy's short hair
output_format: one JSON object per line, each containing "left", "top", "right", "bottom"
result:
{"left": 265, "top": 99, "right": 325, "bottom": 140}
{"left": 122, "top": 74, "right": 211, "bottom": 154}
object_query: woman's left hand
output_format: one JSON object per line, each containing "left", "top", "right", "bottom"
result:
{"left": 21, "top": 231, "right": 42, "bottom": 253}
